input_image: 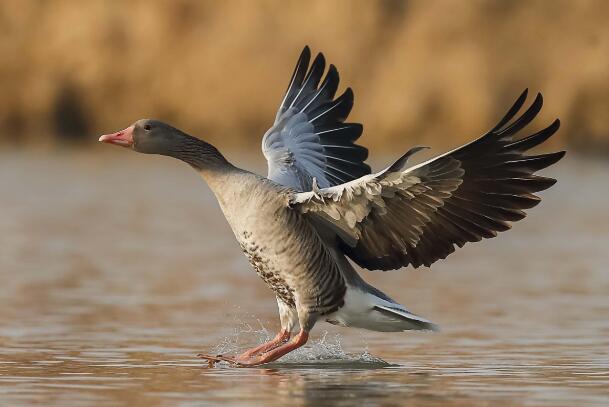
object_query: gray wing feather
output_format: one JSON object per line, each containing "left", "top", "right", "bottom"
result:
{"left": 292, "top": 90, "right": 565, "bottom": 270}
{"left": 263, "top": 46, "right": 370, "bottom": 191}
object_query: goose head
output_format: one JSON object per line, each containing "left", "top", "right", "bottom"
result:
{"left": 98, "top": 119, "right": 183, "bottom": 154}
{"left": 99, "top": 119, "right": 229, "bottom": 171}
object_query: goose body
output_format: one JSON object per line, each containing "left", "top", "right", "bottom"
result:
{"left": 99, "top": 47, "right": 565, "bottom": 365}
{"left": 207, "top": 169, "right": 347, "bottom": 327}
{"left": 204, "top": 166, "right": 428, "bottom": 334}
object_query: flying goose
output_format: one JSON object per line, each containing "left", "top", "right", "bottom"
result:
{"left": 99, "top": 46, "right": 565, "bottom": 366}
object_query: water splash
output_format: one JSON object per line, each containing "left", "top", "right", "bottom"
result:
{"left": 211, "top": 321, "right": 389, "bottom": 367}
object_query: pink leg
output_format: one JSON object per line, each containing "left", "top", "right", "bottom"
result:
{"left": 197, "top": 329, "right": 291, "bottom": 367}
{"left": 239, "top": 329, "right": 291, "bottom": 358}
{"left": 234, "top": 330, "right": 309, "bottom": 366}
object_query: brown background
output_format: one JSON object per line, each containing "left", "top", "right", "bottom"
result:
{"left": 2, "top": 0, "right": 608, "bottom": 154}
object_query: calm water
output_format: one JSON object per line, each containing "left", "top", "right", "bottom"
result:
{"left": 0, "top": 150, "right": 608, "bottom": 406}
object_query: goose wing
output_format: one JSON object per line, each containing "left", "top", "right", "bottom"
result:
{"left": 291, "top": 90, "right": 565, "bottom": 270}
{"left": 262, "top": 46, "right": 370, "bottom": 191}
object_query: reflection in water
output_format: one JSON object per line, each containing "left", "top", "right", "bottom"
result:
{"left": 0, "top": 151, "right": 608, "bottom": 406}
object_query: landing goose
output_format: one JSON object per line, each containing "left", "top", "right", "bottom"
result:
{"left": 99, "top": 46, "right": 565, "bottom": 366}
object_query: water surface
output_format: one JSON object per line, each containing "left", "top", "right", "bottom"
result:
{"left": 0, "top": 150, "right": 607, "bottom": 406}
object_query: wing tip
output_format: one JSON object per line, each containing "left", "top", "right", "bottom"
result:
{"left": 540, "top": 150, "right": 567, "bottom": 169}
{"left": 494, "top": 90, "right": 545, "bottom": 137}
{"left": 327, "top": 63, "right": 338, "bottom": 78}
{"left": 343, "top": 87, "right": 354, "bottom": 100}
{"left": 535, "top": 176, "right": 558, "bottom": 191}
{"left": 533, "top": 91, "right": 544, "bottom": 110}
{"left": 491, "top": 88, "right": 542, "bottom": 134}
{"left": 298, "top": 45, "right": 312, "bottom": 68}
{"left": 553, "top": 150, "right": 567, "bottom": 162}
{"left": 312, "top": 51, "right": 325, "bottom": 68}
{"left": 302, "top": 44, "right": 311, "bottom": 54}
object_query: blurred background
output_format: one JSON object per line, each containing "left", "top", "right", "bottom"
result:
{"left": 1, "top": 0, "right": 609, "bottom": 154}
{"left": 1, "top": 1, "right": 608, "bottom": 406}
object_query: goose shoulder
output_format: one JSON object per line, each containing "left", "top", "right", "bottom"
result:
{"left": 207, "top": 170, "right": 292, "bottom": 221}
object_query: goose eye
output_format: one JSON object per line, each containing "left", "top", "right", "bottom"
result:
{"left": 144, "top": 124, "right": 151, "bottom": 131}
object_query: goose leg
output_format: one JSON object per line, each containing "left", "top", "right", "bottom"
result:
{"left": 238, "top": 329, "right": 291, "bottom": 358}
{"left": 233, "top": 330, "right": 309, "bottom": 366}
{"left": 196, "top": 329, "right": 291, "bottom": 366}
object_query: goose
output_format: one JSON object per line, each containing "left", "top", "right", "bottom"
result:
{"left": 99, "top": 46, "right": 565, "bottom": 366}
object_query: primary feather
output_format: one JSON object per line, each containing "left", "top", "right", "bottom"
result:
{"left": 263, "top": 46, "right": 371, "bottom": 191}
{"left": 291, "top": 89, "right": 565, "bottom": 270}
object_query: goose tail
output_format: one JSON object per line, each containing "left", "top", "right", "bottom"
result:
{"left": 325, "top": 284, "right": 439, "bottom": 332}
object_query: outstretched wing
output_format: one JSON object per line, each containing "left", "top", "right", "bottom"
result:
{"left": 291, "top": 90, "right": 565, "bottom": 270}
{"left": 262, "top": 46, "right": 371, "bottom": 191}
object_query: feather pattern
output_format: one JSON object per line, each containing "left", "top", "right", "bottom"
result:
{"left": 291, "top": 90, "right": 565, "bottom": 270}
{"left": 263, "top": 46, "right": 370, "bottom": 191}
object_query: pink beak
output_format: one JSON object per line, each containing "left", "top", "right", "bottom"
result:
{"left": 98, "top": 125, "right": 135, "bottom": 148}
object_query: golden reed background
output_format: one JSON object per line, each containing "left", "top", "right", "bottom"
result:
{"left": 1, "top": 0, "right": 608, "bottom": 153}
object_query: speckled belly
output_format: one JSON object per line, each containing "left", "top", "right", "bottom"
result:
{"left": 238, "top": 231, "right": 296, "bottom": 307}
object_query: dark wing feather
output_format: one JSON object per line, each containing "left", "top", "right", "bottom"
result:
{"left": 292, "top": 90, "right": 565, "bottom": 270}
